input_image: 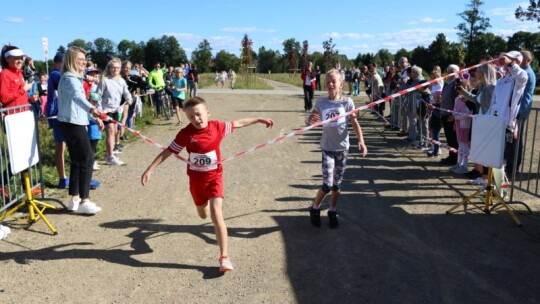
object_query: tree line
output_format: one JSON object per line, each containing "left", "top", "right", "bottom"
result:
{"left": 31, "top": 1, "right": 539, "bottom": 83}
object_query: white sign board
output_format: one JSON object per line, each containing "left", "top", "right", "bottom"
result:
{"left": 469, "top": 115, "right": 506, "bottom": 169}
{"left": 4, "top": 111, "right": 39, "bottom": 174}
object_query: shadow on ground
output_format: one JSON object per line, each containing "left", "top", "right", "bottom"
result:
{"left": 274, "top": 113, "right": 540, "bottom": 303}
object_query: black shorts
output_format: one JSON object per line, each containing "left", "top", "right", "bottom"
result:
{"left": 103, "top": 112, "right": 120, "bottom": 124}
{"left": 172, "top": 97, "right": 184, "bottom": 108}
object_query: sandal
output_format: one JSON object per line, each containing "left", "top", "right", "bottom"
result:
{"left": 219, "top": 256, "right": 234, "bottom": 272}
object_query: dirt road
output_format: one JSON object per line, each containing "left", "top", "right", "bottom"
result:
{"left": 1, "top": 83, "right": 540, "bottom": 304}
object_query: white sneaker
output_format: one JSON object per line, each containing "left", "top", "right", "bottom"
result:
{"left": 106, "top": 155, "right": 124, "bottom": 166}
{"left": 68, "top": 199, "right": 81, "bottom": 211}
{"left": 0, "top": 225, "right": 11, "bottom": 236}
{"left": 469, "top": 177, "right": 487, "bottom": 186}
{"left": 93, "top": 162, "right": 101, "bottom": 171}
{"left": 75, "top": 201, "right": 102, "bottom": 214}
{"left": 449, "top": 164, "right": 461, "bottom": 171}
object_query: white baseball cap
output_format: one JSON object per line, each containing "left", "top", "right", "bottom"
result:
{"left": 4, "top": 48, "right": 25, "bottom": 58}
{"left": 503, "top": 51, "right": 523, "bottom": 63}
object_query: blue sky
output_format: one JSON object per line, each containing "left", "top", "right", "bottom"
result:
{"left": 0, "top": 1, "right": 537, "bottom": 62}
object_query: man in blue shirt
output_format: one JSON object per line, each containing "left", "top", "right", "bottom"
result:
{"left": 506, "top": 50, "right": 536, "bottom": 178}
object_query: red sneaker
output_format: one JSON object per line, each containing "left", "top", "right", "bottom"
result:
{"left": 219, "top": 256, "right": 234, "bottom": 272}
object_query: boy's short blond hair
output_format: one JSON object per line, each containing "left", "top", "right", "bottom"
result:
{"left": 184, "top": 96, "right": 207, "bottom": 110}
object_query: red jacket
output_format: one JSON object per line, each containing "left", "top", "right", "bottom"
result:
{"left": 301, "top": 69, "right": 316, "bottom": 89}
{"left": 0, "top": 67, "right": 28, "bottom": 108}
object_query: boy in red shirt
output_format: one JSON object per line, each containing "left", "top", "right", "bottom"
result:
{"left": 141, "top": 96, "right": 274, "bottom": 272}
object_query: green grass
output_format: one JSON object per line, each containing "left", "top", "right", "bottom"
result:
{"left": 258, "top": 73, "right": 308, "bottom": 88}
{"left": 198, "top": 73, "right": 273, "bottom": 90}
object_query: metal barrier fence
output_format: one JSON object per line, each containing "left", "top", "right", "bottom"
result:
{"left": 510, "top": 107, "right": 540, "bottom": 202}
{"left": 0, "top": 104, "right": 44, "bottom": 214}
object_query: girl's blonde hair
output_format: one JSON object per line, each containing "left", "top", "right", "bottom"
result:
{"left": 174, "top": 67, "right": 184, "bottom": 76}
{"left": 325, "top": 68, "right": 342, "bottom": 81}
{"left": 61, "top": 46, "right": 86, "bottom": 76}
{"left": 103, "top": 57, "right": 122, "bottom": 79}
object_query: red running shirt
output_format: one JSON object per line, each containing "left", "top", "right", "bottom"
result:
{"left": 168, "top": 120, "right": 234, "bottom": 181}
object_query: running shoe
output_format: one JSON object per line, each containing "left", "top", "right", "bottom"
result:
{"left": 219, "top": 256, "right": 234, "bottom": 272}
{"left": 309, "top": 206, "right": 321, "bottom": 227}
{"left": 328, "top": 211, "right": 339, "bottom": 228}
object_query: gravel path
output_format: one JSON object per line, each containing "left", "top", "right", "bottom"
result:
{"left": 1, "top": 81, "right": 540, "bottom": 304}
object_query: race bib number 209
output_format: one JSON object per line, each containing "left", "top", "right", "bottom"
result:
{"left": 189, "top": 151, "right": 218, "bottom": 171}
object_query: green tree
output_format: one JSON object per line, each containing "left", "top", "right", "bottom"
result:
{"left": 214, "top": 50, "right": 239, "bottom": 72}
{"left": 373, "top": 49, "right": 393, "bottom": 67}
{"left": 240, "top": 34, "right": 254, "bottom": 71}
{"left": 57, "top": 45, "right": 66, "bottom": 53}
{"left": 130, "top": 41, "right": 146, "bottom": 65}
{"left": 257, "top": 47, "right": 281, "bottom": 73}
{"left": 455, "top": 0, "right": 491, "bottom": 64}
{"left": 515, "top": 0, "right": 540, "bottom": 26}
{"left": 357, "top": 53, "right": 374, "bottom": 66}
{"left": 143, "top": 35, "right": 186, "bottom": 68}
{"left": 428, "top": 33, "right": 451, "bottom": 69}
{"left": 90, "top": 37, "right": 116, "bottom": 68}
{"left": 282, "top": 38, "right": 301, "bottom": 72}
{"left": 159, "top": 35, "right": 186, "bottom": 66}
{"left": 310, "top": 51, "right": 324, "bottom": 72}
{"left": 67, "top": 39, "right": 92, "bottom": 53}
{"left": 144, "top": 37, "right": 160, "bottom": 67}
{"left": 477, "top": 33, "right": 507, "bottom": 59}
{"left": 322, "top": 38, "right": 338, "bottom": 71}
{"left": 117, "top": 39, "right": 136, "bottom": 61}
{"left": 191, "top": 39, "right": 213, "bottom": 73}
{"left": 448, "top": 42, "right": 466, "bottom": 66}
{"left": 394, "top": 48, "right": 411, "bottom": 63}
{"left": 410, "top": 46, "right": 430, "bottom": 70}
{"left": 301, "top": 40, "right": 309, "bottom": 70}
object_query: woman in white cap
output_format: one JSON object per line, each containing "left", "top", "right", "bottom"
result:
{"left": 0, "top": 45, "right": 34, "bottom": 112}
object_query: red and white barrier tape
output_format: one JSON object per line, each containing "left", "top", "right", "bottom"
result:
{"left": 94, "top": 59, "right": 496, "bottom": 167}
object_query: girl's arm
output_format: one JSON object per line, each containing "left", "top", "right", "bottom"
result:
{"left": 233, "top": 117, "right": 274, "bottom": 128}
{"left": 350, "top": 114, "right": 367, "bottom": 156}
{"left": 141, "top": 149, "right": 173, "bottom": 186}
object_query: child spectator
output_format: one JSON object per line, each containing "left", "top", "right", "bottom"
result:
{"left": 450, "top": 80, "right": 473, "bottom": 174}
{"left": 88, "top": 92, "right": 104, "bottom": 171}
{"left": 37, "top": 74, "right": 48, "bottom": 114}
{"left": 172, "top": 67, "right": 187, "bottom": 125}
{"left": 305, "top": 69, "right": 368, "bottom": 228}
{"left": 427, "top": 90, "right": 443, "bottom": 157}
{"left": 141, "top": 96, "right": 274, "bottom": 272}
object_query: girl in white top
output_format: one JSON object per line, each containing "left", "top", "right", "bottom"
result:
{"left": 96, "top": 57, "right": 132, "bottom": 165}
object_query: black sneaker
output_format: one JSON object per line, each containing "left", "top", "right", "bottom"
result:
{"left": 465, "top": 169, "right": 482, "bottom": 179}
{"left": 328, "top": 211, "right": 339, "bottom": 228}
{"left": 309, "top": 207, "right": 321, "bottom": 227}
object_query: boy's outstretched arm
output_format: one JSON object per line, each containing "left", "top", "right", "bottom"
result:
{"left": 233, "top": 117, "right": 274, "bottom": 128}
{"left": 350, "top": 113, "right": 368, "bottom": 156}
{"left": 141, "top": 149, "right": 173, "bottom": 186}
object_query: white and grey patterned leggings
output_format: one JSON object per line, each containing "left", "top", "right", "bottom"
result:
{"left": 321, "top": 150, "right": 348, "bottom": 189}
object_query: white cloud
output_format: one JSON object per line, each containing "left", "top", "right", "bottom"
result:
{"left": 323, "top": 32, "right": 373, "bottom": 40}
{"left": 220, "top": 27, "right": 276, "bottom": 33}
{"left": 419, "top": 17, "right": 445, "bottom": 23}
{"left": 4, "top": 17, "right": 24, "bottom": 23}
